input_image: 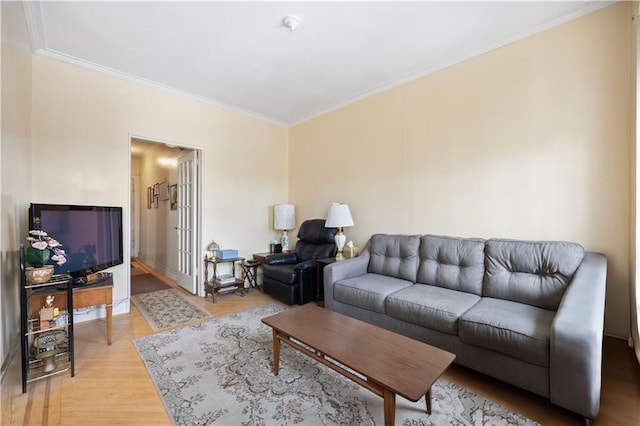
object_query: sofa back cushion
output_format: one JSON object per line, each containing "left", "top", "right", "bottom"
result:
{"left": 368, "top": 234, "right": 420, "bottom": 282}
{"left": 417, "top": 235, "right": 486, "bottom": 295}
{"left": 484, "top": 239, "right": 585, "bottom": 310}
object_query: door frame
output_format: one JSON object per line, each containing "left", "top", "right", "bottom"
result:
{"left": 131, "top": 175, "right": 140, "bottom": 258}
{"left": 128, "top": 133, "right": 204, "bottom": 298}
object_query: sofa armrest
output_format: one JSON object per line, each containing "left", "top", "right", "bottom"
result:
{"left": 264, "top": 253, "right": 298, "bottom": 266}
{"left": 550, "top": 252, "right": 607, "bottom": 420}
{"left": 323, "top": 249, "right": 370, "bottom": 310}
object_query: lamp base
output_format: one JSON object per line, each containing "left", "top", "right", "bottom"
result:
{"left": 334, "top": 228, "right": 346, "bottom": 261}
{"left": 281, "top": 230, "right": 290, "bottom": 251}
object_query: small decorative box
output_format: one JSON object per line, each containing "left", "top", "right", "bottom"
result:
{"left": 343, "top": 247, "right": 359, "bottom": 259}
{"left": 40, "top": 307, "right": 54, "bottom": 321}
{"left": 217, "top": 249, "right": 239, "bottom": 260}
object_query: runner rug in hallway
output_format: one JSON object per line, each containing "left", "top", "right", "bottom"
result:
{"left": 133, "top": 304, "right": 539, "bottom": 425}
{"left": 131, "top": 288, "right": 212, "bottom": 331}
{"left": 131, "top": 272, "right": 172, "bottom": 295}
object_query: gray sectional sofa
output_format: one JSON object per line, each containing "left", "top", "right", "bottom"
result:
{"left": 323, "top": 234, "right": 607, "bottom": 423}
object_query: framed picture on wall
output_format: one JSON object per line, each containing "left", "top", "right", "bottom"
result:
{"left": 169, "top": 184, "right": 177, "bottom": 210}
{"left": 147, "top": 187, "right": 152, "bottom": 209}
{"left": 158, "top": 181, "right": 169, "bottom": 200}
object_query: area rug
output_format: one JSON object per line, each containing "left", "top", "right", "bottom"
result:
{"left": 133, "top": 304, "right": 539, "bottom": 425}
{"left": 131, "top": 272, "right": 172, "bottom": 295}
{"left": 131, "top": 288, "right": 212, "bottom": 331}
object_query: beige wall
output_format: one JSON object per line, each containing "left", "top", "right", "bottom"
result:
{"left": 30, "top": 55, "right": 289, "bottom": 308}
{"left": 290, "top": 3, "right": 632, "bottom": 338}
{"left": 1, "top": 1, "right": 33, "bottom": 376}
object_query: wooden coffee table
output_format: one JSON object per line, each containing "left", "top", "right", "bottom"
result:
{"left": 261, "top": 304, "right": 455, "bottom": 426}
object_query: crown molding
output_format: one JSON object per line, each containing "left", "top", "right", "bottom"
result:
{"left": 34, "top": 48, "right": 289, "bottom": 127}
{"left": 20, "top": 0, "right": 613, "bottom": 128}
{"left": 288, "top": 1, "right": 614, "bottom": 127}
{"left": 22, "top": 1, "right": 45, "bottom": 53}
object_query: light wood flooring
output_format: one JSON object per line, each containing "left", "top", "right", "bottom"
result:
{"left": 2, "top": 263, "right": 639, "bottom": 425}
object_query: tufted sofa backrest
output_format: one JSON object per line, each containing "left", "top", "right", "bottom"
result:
{"left": 483, "top": 239, "right": 585, "bottom": 310}
{"left": 417, "top": 235, "right": 485, "bottom": 295}
{"left": 368, "top": 234, "right": 420, "bottom": 282}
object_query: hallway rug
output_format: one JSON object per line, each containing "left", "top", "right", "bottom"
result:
{"left": 131, "top": 288, "right": 212, "bottom": 331}
{"left": 133, "top": 304, "right": 539, "bottom": 425}
{"left": 131, "top": 273, "right": 172, "bottom": 295}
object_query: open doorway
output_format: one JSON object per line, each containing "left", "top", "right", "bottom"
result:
{"left": 129, "top": 135, "right": 202, "bottom": 295}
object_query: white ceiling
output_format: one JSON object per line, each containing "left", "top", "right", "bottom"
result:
{"left": 23, "top": 1, "right": 611, "bottom": 127}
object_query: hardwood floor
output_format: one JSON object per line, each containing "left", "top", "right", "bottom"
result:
{"left": 3, "top": 264, "right": 639, "bottom": 425}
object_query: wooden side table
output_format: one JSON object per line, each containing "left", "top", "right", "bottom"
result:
{"left": 252, "top": 252, "right": 271, "bottom": 264}
{"left": 203, "top": 257, "right": 245, "bottom": 302}
{"left": 251, "top": 252, "right": 274, "bottom": 288}
{"left": 28, "top": 277, "right": 113, "bottom": 345}
{"left": 316, "top": 257, "right": 337, "bottom": 307}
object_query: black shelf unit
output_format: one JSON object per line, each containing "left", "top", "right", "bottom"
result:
{"left": 19, "top": 245, "right": 74, "bottom": 393}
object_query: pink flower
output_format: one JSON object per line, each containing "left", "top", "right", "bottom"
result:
{"left": 31, "top": 241, "right": 48, "bottom": 250}
{"left": 51, "top": 254, "right": 66, "bottom": 265}
{"left": 25, "top": 229, "right": 67, "bottom": 268}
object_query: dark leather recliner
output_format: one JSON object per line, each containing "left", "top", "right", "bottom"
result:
{"left": 262, "top": 219, "right": 337, "bottom": 305}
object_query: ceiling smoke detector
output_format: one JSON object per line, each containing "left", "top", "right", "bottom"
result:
{"left": 282, "top": 15, "right": 301, "bottom": 32}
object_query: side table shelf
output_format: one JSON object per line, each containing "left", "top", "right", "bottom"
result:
{"left": 203, "top": 256, "right": 246, "bottom": 303}
{"left": 19, "top": 246, "right": 74, "bottom": 393}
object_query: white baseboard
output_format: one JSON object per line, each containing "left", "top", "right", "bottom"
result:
{"left": 0, "top": 333, "right": 20, "bottom": 385}
{"left": 136, "top": 255, "right": 177, "bottom": 281}
{"left": 72, "top": 297, "right": 130, "bottom": 323}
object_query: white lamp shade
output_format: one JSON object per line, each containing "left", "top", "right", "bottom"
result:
{"left": 274, "top": 204, "right": 295, "bottom": 230}
{"left": 325, "top": 203, "right": 354, "bottom": 228}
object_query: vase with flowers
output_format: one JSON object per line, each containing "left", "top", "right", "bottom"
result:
{"left": 25, "top": 230, "right": 67, "bottom": 284}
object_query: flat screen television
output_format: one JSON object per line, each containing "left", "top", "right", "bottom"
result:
{"left": 29, "top": 203, "right": 124, "bottom": 280}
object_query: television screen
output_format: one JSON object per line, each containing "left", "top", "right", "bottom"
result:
{"left": 29, "top": 203, "right": 124, "bottom": 278}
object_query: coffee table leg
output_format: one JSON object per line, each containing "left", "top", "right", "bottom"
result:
{"left": 383, "top": 388, "right": 396, "bottom": 426}
{"left": 425, "top": 388, "right": 432, "bottom": 414}
{"left": 272, "top": 329, "right": 280, "bottom": 376}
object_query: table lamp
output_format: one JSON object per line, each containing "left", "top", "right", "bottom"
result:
{"left": 325, "top": 203, "right": 354, "bottom": 260}
{"left": 206, "top": 241, "right": 220, "bottom": 260}
{"left": 274, "top": 204, "right": 295, "bottom": 251}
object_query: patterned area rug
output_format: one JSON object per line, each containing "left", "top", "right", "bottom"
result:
{"left": 131, "top": 288, "right": 212, "bottom": 331}
{"left": 133, "top": 304, "right": 539, "bottom": 425}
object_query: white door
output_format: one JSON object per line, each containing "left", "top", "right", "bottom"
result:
{"left": 176, "top": 150, "right": 198, "bottom": 293}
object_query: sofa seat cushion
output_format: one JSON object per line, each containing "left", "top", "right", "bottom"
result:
{"left": 333, "top": 273, "right": 414, "bottom": 314}
{"left": 385, "top": 284, "right": 480, "bottom": 335}
{"left": 459, "top": 298, "right": 555, "bottom": 367}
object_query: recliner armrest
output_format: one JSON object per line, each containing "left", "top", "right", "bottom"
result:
{"left": 294, "top": 259, "right": 317, "bottom": 271}
{"left": 264, "top": 253, "right": 298, "bottom": 265}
